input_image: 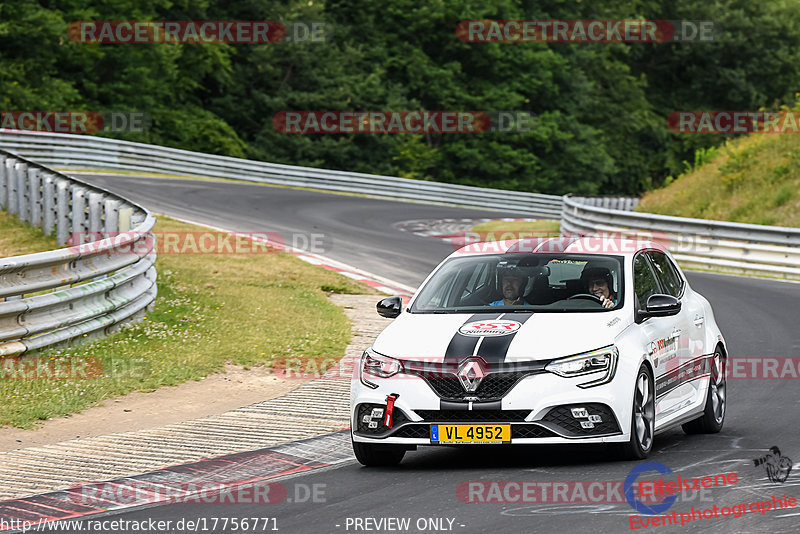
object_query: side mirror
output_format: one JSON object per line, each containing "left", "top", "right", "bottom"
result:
{"left": 636, "top": 294, "right": 681, "bottom": 323}
{"left": 377, "top": 296, "right": 403, "bottom": 318}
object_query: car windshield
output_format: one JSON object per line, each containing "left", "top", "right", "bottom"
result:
{"left": 410, "top": 253, "right": 624, "bottom": 313}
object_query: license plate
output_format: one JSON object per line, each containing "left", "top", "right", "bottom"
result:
{"left": 430, "top": 424, "right": 510, "bottom": 444}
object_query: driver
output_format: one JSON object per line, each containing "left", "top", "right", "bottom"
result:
{"left": 580, "top": 266, "right": 617, "bottom": 309}
{"left": 490, "top": 266, "right": 530, "bottom": 306}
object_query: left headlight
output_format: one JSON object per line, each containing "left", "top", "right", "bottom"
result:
{"left": 545, "top": 346, "right": 618, "bottom": 388}
{"left": 359, "top": 348, "right": 403, "bottom": 389}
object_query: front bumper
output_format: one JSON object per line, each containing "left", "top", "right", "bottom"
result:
{"left": 350, "top": 370, "right": 630, "bottom": 445}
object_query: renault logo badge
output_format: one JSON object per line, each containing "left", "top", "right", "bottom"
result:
{"left": 458, "top": 358, "right": 487, "bottom": 393}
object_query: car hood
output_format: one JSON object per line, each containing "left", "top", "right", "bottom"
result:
{"left": 371, "top": 310, "right": 629, "bottom": 362}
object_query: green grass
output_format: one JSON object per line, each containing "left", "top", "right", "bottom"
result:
{"left": 0, "top": 210, "right": 58, "bottom": 256}
{"left": 470, "top": 219, "right": 561, "bottom": 239}
{"left": 0, "top": 216, "right": 374, "bottom": 428}
{"left": 638, "top": 134, "right": 800, "bottom": 227}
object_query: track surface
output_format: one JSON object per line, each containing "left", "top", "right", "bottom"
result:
{"left": 56, "top": 174, "right": 800, "bottom": 533}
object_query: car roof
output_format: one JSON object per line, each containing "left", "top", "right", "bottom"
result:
{"left": 452, "top": 235, "right": 668, "bottom": 258}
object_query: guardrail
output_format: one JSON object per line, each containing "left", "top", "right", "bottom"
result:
{"left": 562, "top": 195, "right": 800, "bottom": 280}
{"left": 0, "top": 149, "right": 157, "bottom": 357}
{"left": 0, "top": 130, "right": 564, "bottom": 218}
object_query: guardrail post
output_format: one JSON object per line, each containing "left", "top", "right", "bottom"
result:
{"left": 104, "top": 199, "right": 121, "bottom": 233}
{"left": 16, "top": 162, "right": 29, "bottom": 223}
{"left": 130, "top": 212, "right": 145, "bottom": 229}
{"left": 71, "top": 186, "right": 89, "bottom": 241}
{"left": 29, "top": 167, "right": 42, "bottom": 228}
{"left": 7, "top": 159, "right": 18, "bottom": 215}
{"left": 42, "top": 173, "right": 56, "bottom": 236}
{"left": 119, "top": 206, "right": 133, "bottom": 232}
{"left": 0, "top": 155, "right": 6, "bottom": 210}
{"left": 88, "top": 191, "right": 104, "bottom": 237}
{"left": 55, "top": 178, "right": 71, "bottom": 246}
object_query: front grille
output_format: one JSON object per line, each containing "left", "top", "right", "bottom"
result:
{"left": 393, "top": 424, "right": 430, "bottom": 439}
{"left": 512, "top": 425, "right": 558, "bottom": 439}
{"left": 414, "top": 410, "right": 530, "bottom": 423}
{"left": 421, "top": 371, "right": 535, "bottom": 401}
{"left": 542, "top": 403, "right": 621, "bottom": 436}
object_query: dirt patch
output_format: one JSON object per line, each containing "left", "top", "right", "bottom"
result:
{"left": 0, "top": 364, "right": 311, "bottom": 452}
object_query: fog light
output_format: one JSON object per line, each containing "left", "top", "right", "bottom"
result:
{"left": 571, "top": 407, "right": 588, "bottom": 418}
{"left": 588, "top": 415, "right": 602, "bottom": 423}
{"left": 580, "top": 421, "right": 595, "bottom": 429}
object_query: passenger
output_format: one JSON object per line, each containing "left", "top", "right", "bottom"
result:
{"left": 490, "top": 267, "right": 530, "bottom": 306}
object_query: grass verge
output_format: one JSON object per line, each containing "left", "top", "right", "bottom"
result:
{"left": 0, "top": 210, "right": 58, "bottom": 257}
{"left": 0, "top": 216, "right": 374, "bottom": 428}
{"left": 638, "top": 134, "right": 800, "bottom": 227}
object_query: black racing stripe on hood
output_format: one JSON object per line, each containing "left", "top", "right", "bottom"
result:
{"left": 444, "top": 313, "right": 504, "bottom": 364}
{"left": 475, "top": 313, "right": 533, "bottom": 364}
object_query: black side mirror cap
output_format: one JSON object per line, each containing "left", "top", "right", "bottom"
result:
{"left": 377, "top": 296, "right": 403, "bottom": 318}
{"left": 635, "top": 294, "right": 681, "bottom": 323}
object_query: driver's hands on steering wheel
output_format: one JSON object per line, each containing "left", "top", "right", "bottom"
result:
{"left": 599, "top": 295, "right": 614, "bottom": 309}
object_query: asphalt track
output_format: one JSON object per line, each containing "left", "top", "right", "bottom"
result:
{"left": 53, "top": 174, "right": 800, "bottom": 534}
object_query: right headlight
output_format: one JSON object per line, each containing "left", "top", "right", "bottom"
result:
{"left": 359, "top": 348, "right": 403, "bottom": 389}
{"left": 545, "top": 345, "right": 619, "bottom": 388}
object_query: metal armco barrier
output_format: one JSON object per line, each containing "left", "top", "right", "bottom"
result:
{"left": 562, "top": 195, "right": 800, "bottom": 280}
{"left": 0, "top": 149, "right": 157, "bottom": 357}
{"left": 0, "top": 130, "right": 563, "bottom": 218}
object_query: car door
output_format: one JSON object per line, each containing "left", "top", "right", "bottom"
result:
{"left": 650, "top": 251, "right": 707, "bottom": 410}
{"left": 647, "top": 250, "right": 702, "bottom": 415}
{"left": 632, "top": 252, "right": 681, "bottom": 424}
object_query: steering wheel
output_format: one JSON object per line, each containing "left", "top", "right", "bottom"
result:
{"left": 569, "top": 293, "right": 604, "bottom": 304}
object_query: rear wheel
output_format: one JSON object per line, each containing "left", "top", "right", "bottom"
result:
{"left": 352, "top": 438, "right": 406, "bottom": 467}
{"left": 682, "top": 348, "right": 726, "bottom": 434}
{"left": 614, "top": 364, "right": 655, "bottom": 460}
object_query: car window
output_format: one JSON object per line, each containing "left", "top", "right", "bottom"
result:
{"left": 633, "top": 254, "right": 660, "bottom": 308}
{"left": 461, "top": 261, "right": 489, "bottom": 299}
{"left": 410, "top": 253, "right": 624, "bottom": 312}
{"left": 647, "top": 251, "right": 682, "bottom": 297}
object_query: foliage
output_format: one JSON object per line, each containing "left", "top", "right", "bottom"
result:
{"left": 2, "top": 0, "right": 800, "bottom": 195}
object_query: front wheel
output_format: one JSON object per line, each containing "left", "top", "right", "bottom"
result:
{"left": 682, "top": 348, "right": 726, "bottom": 434}
{"left": 614, "top": 364, "right": 655, "bottom": 460}
{"left": 352, "top": 438, "right": 406, "bottom": 467}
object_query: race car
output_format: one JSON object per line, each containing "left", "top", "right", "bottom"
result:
{"left": 350, "top": 236, "right": 727, "bottom": 465}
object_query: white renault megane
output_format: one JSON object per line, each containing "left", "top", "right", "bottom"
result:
{"left": 350, "top": 237, "right": 727, "bottom": 465}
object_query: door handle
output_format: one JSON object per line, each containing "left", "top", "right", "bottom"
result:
{"left": 671, "top": 329, "right": 682, "bottom": 339}
{"left": 694, "top": 315, "right": 705, "bottom": 327}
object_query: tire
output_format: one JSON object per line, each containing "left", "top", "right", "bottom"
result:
{"left": 352, "top": 438, "right": 406, "bottom": 467}
{"left": 614, "top": 364, "right": 655, "bottom": 460}
{"left": 682, "top": 348, "right": 726, "bottom": 434}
